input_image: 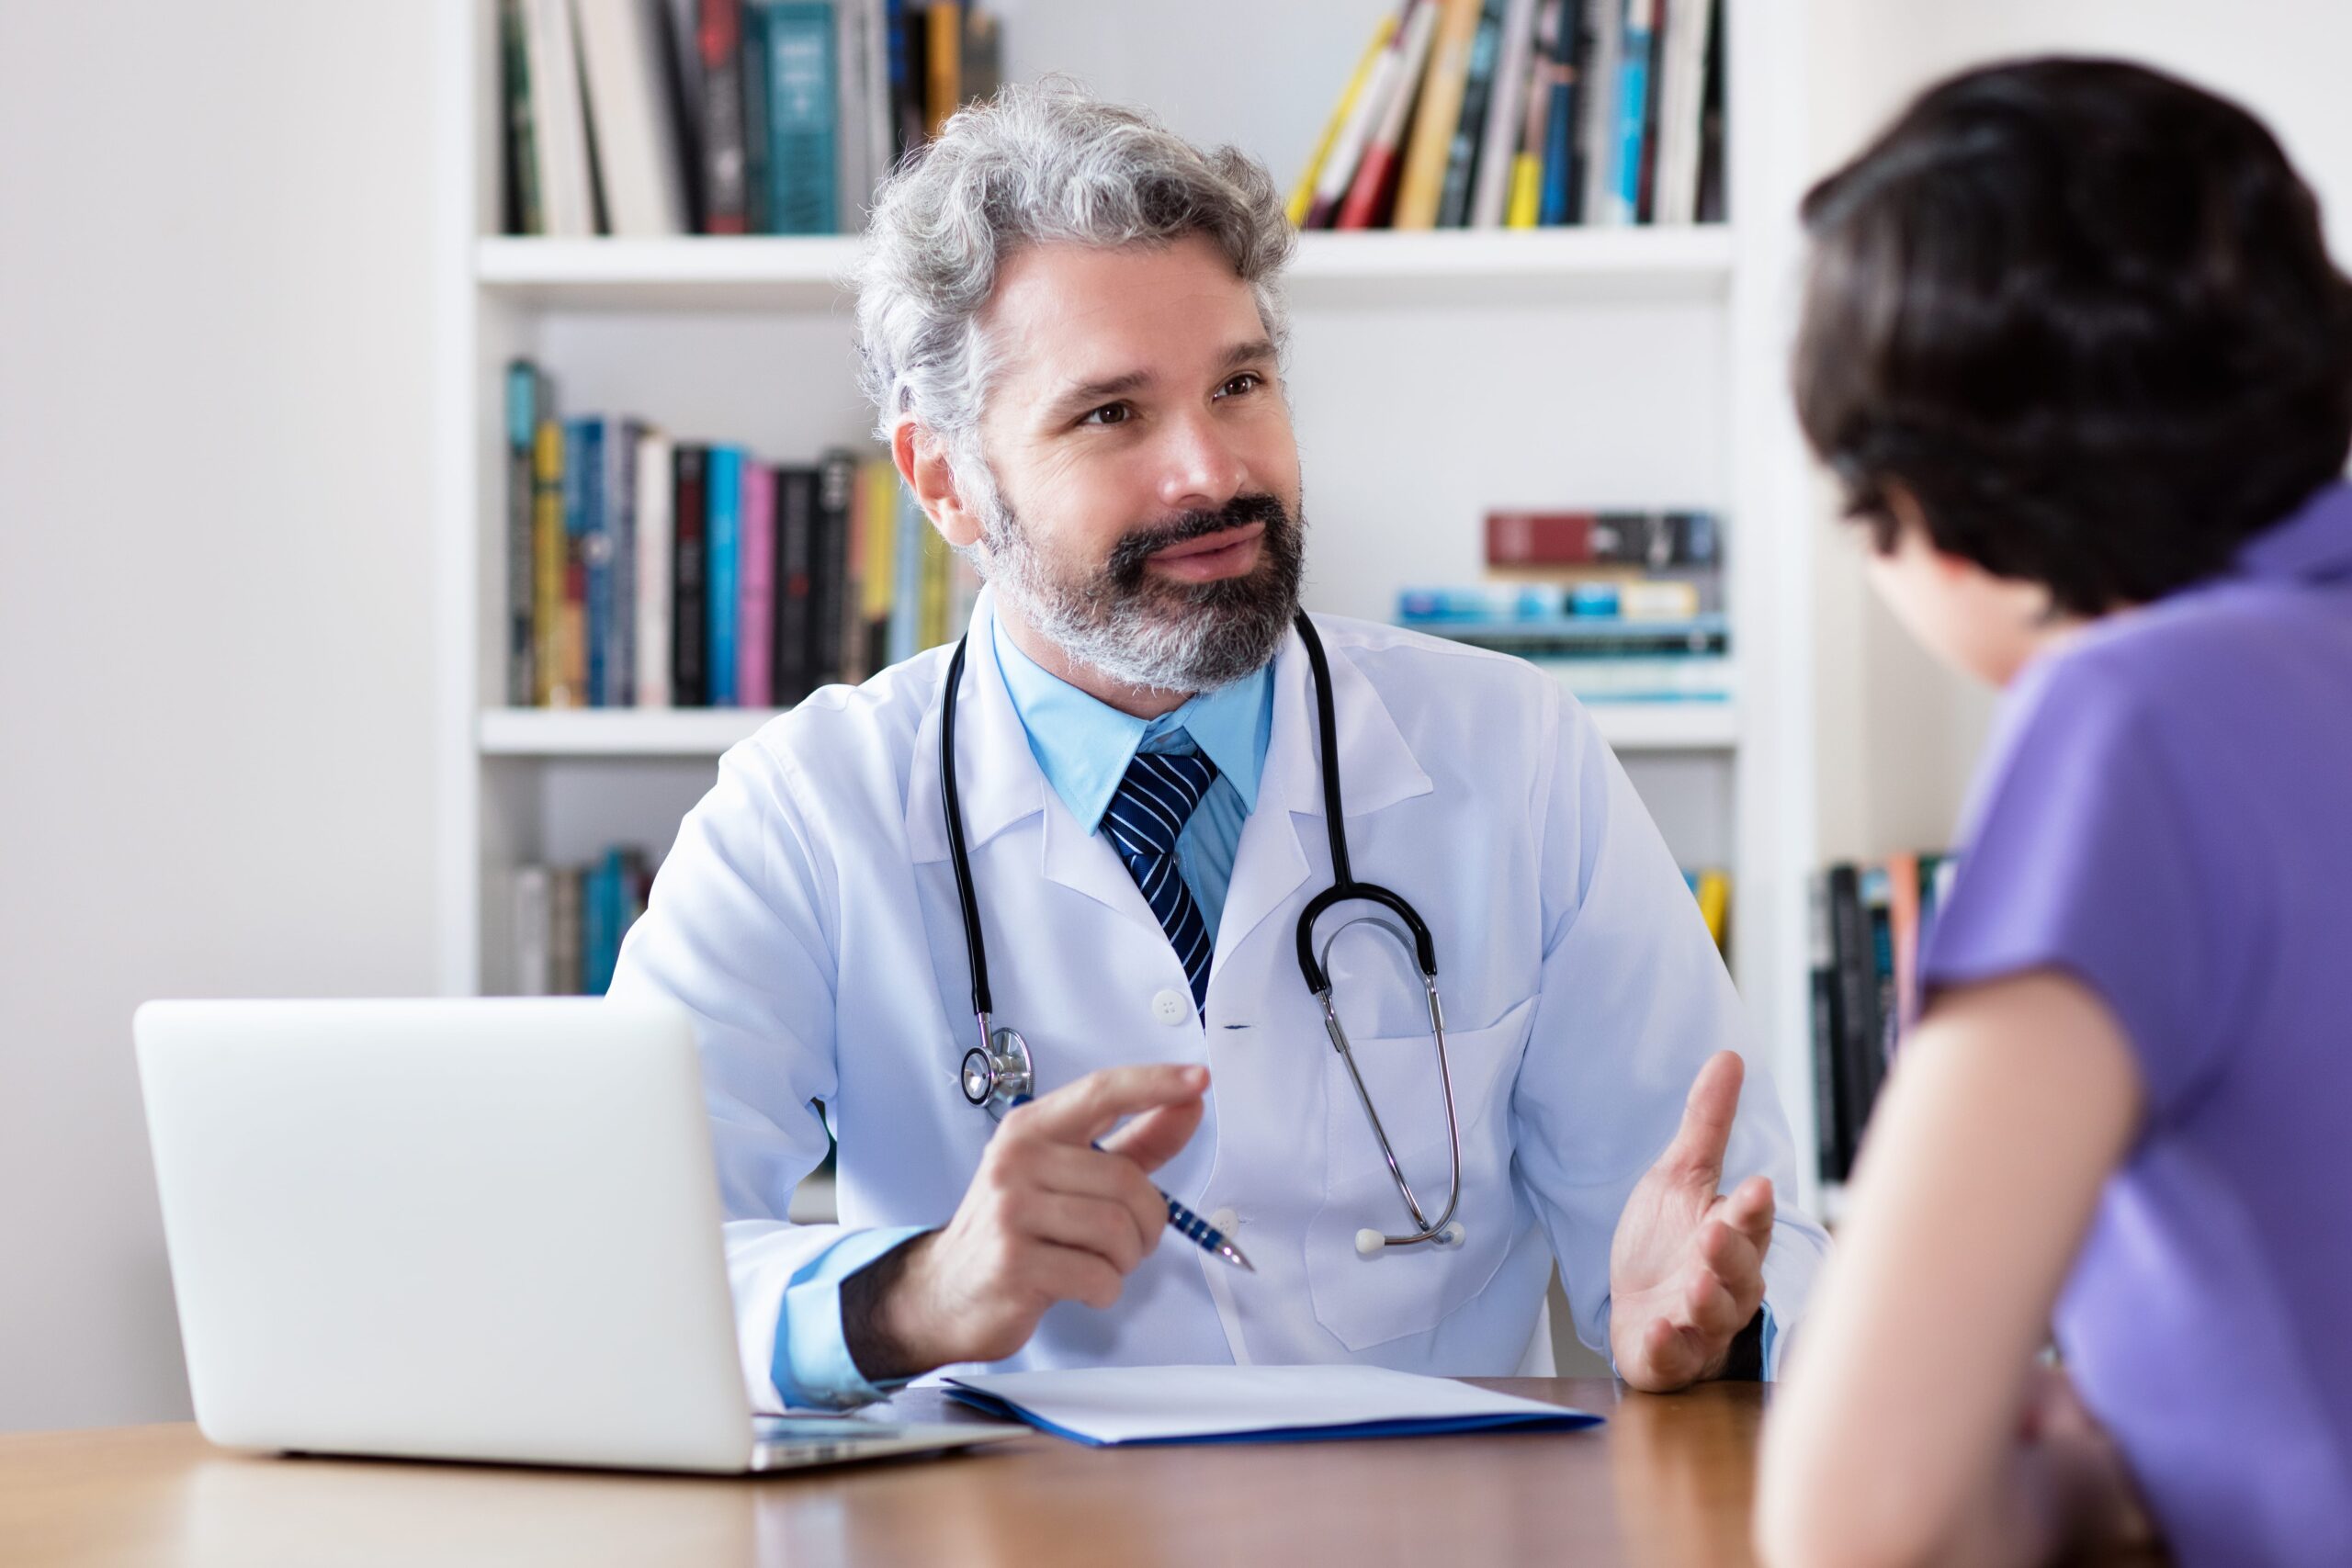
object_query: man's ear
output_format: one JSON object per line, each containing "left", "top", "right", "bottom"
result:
{"left": 892, "top": 420, "right": 984, "bottom": 550}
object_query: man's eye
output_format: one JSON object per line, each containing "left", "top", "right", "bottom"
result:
{"left": 1219, "top": 372, "right": 1264, "bottom": 399}
{"left": 1079, "top": 403, "right": 1131, "bottom": 427}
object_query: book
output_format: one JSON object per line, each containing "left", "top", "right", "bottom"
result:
{"left": 1291, "top": 10, "right": 1397, "bottom": 226}
{"left": 1471, "top": 0, "right": 1538, "bottom": 227}
{"left": 741, "top": 0, "right": 772, "bottom": 231}
{"left": 1436, "top": 0, "right": 1506, "bottom": 227}
{"left": 532, "top": 414, "right": 569, "bottom": 705}
{"left": 1887, "top": 852, "right": 1922, "bottom": 1042}
{"left": 549, "top": 866, "right": 584, "bottom": 997}
{"left": 1306, "top": 2, "right": 1420, "bottom": 230}
{"left": 738, "top": 461, "right": 777, "bottom": 708}
{"left": 775, "top": 465, "right": 819, "bottom": 702}
{"left": 564, "top": 418, "right": 607, "bottom": 705}
{"left": 924, "top": 1, "right": 960, "bottom": 138}
{"left": 1339, "top": 0, "right": 1441, "bottom": 230}
{"left": 673, "top": 444, "right": 709, "bottom": 706}
{"left": 1693, "top": 0, "right": 1726, "bottom": 221}
{"left": 813, "top": 449, "right": 856, "bottom": 689}
{"left": 959, "top": 5, "right": 1001, "bottom": 107}
{"left": 1393, "top": 0, "right": 1484, "bottom": 229}
{"left": 499, "top": 0, "right": 543, "bottom": 233}
{"left": 634, "top": 428, "right": 674, "bottom": 707}
{"left": 1605, "top": 0, "right": 1656, "bottom": 226}
{"left": 697, "top": 0, "right": 751, "bottom": 232}
{"left": 1507, "top": 0, "right": 1560, "bottom": 227}
{"left": 1806, "top": 872, "right": 1849, "bottom": 1182}
{"left": 1576, "top": 0, "right": 1621, "bottom": 225}
{"left": 1826, "top": 863, "right": 1880, "bottom": 1175}
{"left": 520, "top": 0, "right": 597, "bottom": 235}
{"left": 1650, "top": 0, "right": 1713, "bottom": 223}
{"left": 706, "top": 446, "right": 743, "bottom": 705}
{"left": 608, "top": 417, "right": 642, "bottom": 706}
{"left": 1485, "top": 509, "right": 1722, "bottom": 569}
{"left": 505, "top": 362, "right": 539, "bottom": 705}
{"left": 833, "top": 0, "right": 872, "bottom": 230}
{"left": 513, "top": 865, "right": 552, "bottom": 997}
{"left": 762, "top": 2, "right": 839, "bottom": 234}
{"left": 858, "top": 0, "right": 893, "bottom": 196}
{"left": 575, "top": 0, "right": 692, "bottom": 235}
{"left": 1694, "top": 868, "right": 1730, "bottom": 954}
{"left": 1535, "top": 0, "right": 1585, "bottom": 224}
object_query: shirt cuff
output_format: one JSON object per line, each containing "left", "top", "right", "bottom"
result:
{"left": 770, "top": 1225, "right": 928, "bottom": 1410}
{"left": 1760, "top": 1300, "right": 1781, "bottom": 1382}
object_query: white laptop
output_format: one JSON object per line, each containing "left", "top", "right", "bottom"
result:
{"left": 133, "top": 997, "right": 1018, "bottom": 1474}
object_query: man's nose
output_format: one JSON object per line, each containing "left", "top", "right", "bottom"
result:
{"left": 1153, "top": 408, "right": 1248, "bottom": 514}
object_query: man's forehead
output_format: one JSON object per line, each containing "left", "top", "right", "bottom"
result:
{"left": 983, "top": 237, "right": 1270, "bottom": 386}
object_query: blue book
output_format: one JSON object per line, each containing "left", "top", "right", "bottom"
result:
{"left": 761, "top": 2, "right": 838, "bottom": 235}
{"left": 707, "top": 446, "right": 743, "bottom": 706}
{"left": 1536, "top": 0, "right": 1583, "bottom": 225}
{"left": 1612, "top": 0, "right": 1655, "bottom": 224}
{"left": 582, "top": 855, "right": 615, "bottom": 996}
{"left": 566, "top": 418, "right": 610, "bottom": 708}
{"left": 888, "top": 483, "right": 922, "bottom": 666}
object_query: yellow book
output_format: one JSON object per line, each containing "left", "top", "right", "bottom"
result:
{"left": 1287, "top": 13, "right": 1398, "bottom": 226}
{"left": 532, "top": 419, "right": 568, "bottom": 706}
{"left": 1697, "top": 870, "right": 1731, "bottom": 954}
{"left": 861, "top": 459, "right": 898, "bottom": 634}
{"left": 920, "top": 521, "right": 951, "bottom": 649}
{"left": 1506, "top": 152, "right": 1543, "bottom": 228}
{"left": 926, "top": 2, "right": 962, "bottom": 139}
{"left": 1392, "top": 0, "right": 1483, "bottom": 229}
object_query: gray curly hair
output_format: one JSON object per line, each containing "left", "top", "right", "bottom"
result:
{"left": 851, "top": 82, "right": 1296, "bottom": 487}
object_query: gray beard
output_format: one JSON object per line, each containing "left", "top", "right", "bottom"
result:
{"left": 978, "top": 495, "right": 1306, "bottom": 695}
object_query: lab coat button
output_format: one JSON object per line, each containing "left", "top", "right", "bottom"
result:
{"left": 1211, "top": 1207, "right": 1238, "bottom": 1234}
{"left": 1151, "top": 988, "right": 1190, "bottom": 1026}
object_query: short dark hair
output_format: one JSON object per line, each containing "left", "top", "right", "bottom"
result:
{"left": 1792, "top": 57, "right": 2352, "bottom": 615}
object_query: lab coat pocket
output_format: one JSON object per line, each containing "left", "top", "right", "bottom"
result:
{"left": 1303, "top": 995, "right": 1534, "bottom": 1351}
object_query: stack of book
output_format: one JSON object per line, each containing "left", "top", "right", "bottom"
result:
{"left": 512, "top": 846, "right": 655, "bottom": 996}
{"left": 1684, "top": 866, "right": 1731, "bottom": 957}
{"left": 1290, "top": 0, "right": 1724, "bottom": 231}
{"left": 1808, "top": 853, "right": 1959, "bottom": 1186}
{"left": 503, "top": 359, "right": 978, "bottom": 710}
{"left": 1396, "top": 508, "right": 1728, "bottom": 702}
{"left": 499, "top": 0, "right": 1003, "bottom": 238}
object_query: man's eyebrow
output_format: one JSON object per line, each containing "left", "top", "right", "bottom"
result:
{"left": 1046, "top": 340, "right": 1279, "bottom": 417}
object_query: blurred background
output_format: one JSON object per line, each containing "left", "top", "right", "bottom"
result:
{"left": 3, "top": 0, "right": 2345, "bottom": 1432}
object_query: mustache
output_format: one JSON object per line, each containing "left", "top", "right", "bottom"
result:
{"left": 1104, "top": 493, "right": 1294, "bottom": 588}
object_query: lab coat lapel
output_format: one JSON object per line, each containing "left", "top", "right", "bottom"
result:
{"left": 1214, "top": 618, "right": 1435, "bottom": 964}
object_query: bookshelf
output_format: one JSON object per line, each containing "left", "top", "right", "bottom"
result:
{"left": 434, "top": 0, "right": 1827, "bottom": 1210}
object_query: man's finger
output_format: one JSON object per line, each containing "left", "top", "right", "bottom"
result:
{"left": 1714, "top": 1174, "right": 1775, "bottom": 1253}
{"left": 1661, "top": 1050, "right": 1744, "bottom": 1182}
{"left": 1681, "top": 1263, "right": 1748, "bottom": 1341}
{"left": 1012, "top": 1063, "right": 1209, "bottom": 1145}
{"left": 1697, "top": 1220, "right": 1766, "bottom": 1310}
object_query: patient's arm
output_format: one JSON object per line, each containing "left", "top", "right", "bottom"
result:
{"left": 1753, "top": 970, "right": 2150, "bottom": 1568}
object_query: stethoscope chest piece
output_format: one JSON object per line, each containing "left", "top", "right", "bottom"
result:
{"left": 961, "top": 1024, "right": 1034, "bottom": 1120}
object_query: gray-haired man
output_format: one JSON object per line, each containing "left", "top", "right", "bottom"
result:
{"left": 609, "top": 85, "right": 1825, "bottom": 1412}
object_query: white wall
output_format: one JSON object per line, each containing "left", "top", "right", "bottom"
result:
{"left": 1804, "top": 0, "right": 2352, "bottom": 862}
{"left": 0, "top": 6, "right": 442, "bottom": 1428}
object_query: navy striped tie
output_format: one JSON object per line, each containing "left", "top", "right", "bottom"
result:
{"left": 1102, "top": 750, "right": 1220, "bottom": 1011}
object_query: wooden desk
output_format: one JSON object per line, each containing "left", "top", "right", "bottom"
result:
{"left": 0, "top": 1378, "right": 1765, "bottom": 1567}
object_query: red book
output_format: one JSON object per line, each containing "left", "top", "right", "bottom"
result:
{"left": 1486, "top": 510, "right": 1600, "bottom": 566}
{"left": 696, "top": 0, "right": 749, "bottom": 234}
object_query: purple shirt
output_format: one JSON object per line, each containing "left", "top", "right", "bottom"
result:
{"left": 1922, "top": 480, "right": 2352, "bottom": 1567}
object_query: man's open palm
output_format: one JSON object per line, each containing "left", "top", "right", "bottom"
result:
{"left": 1608, "top": 1051, "right": 1774, "bottom": 1391}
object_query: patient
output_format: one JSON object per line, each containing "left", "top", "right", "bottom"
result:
{"left": 1754, "top": 58, "right": 2352, "bottom": 1568}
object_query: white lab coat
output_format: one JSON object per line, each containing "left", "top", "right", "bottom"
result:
{"left": 609, "top": 591, "right": 1826, "bottom": 1409}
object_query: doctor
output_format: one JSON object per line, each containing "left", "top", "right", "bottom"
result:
{"left": 609, "top": 84, "right": 1826, "bottom": 1412}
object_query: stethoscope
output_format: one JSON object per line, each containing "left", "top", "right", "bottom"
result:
{"left": 939, "top": 611, "right": 1467, "bottom": 1257}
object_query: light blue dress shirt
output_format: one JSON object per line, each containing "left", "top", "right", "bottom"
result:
{"left": 771, "top": 623, "right": 1274, "bottom": 1407}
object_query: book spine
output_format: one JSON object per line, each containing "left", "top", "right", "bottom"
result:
{"left": 582, "top": 851, "right": 617, "bottom": 996}
{"left": 740, "top": 1, "right": 771, "bottom": 231}
{"left": 500, "top": 0, "right": 543, "bottom": 233}
{"left": 635, "top": 429, "right": 673, "bottom": 706}
{"left": 1865, "top": 863, "right": 1898, "bottom": 1071}
{"left": 763, "top": 2, "right": 840, "bottom": 234}
{"left": 707, "top": 446, "right": 742, "bottom": 705}
{"left": 572, "top": 419, "right": 610, "bottom": 707}
{"left": 775, "top": 466, "right": 819, "bottom": 702}
{"left": 813, "top": 449, "right": 855, "bottom": 688}
{"left": 607, "top": 417, "right": 639, "bottom": 706}
{"left": 574, "top": 0, "right": 690, "bottom": 235}
{"left": 512, "top": 864, "right": 553, "bottom": 997}
{"left": 532, "top": 416, "right": 567, "bottom": 705}
{"left": 957, "top": 6, "right": 1000, "bottom": 105}
{"left": 1508, "top": 0, "right": 1559, "bottom": 228}
{"left": 839, "top": 455, "right": 869, "bottom": 683}
{"left": 1437, "top": 0, "right": 1506, "bottom": 228}
{"left": 1471, "top": 0, "right": 1537, "bottom": 228}
{"left": 1609, "top": 0, "right": 1653, "bottom": 225}
{"left": 862, "top": 0, "right": 892, "bottom": 202}
{"left": 1577, "top": 0, "right": 1621, "bottom": 224}
{"left": 1306, "top": 2, "right": 1418, "bottom": 230}
{"left": 1394, "top": 0, "right": 1483, "bottom": 230}
{"left": 697, "top": 0, "right": 750, "bottom": 232}
{"left": 1339, "top": 0, "right": 1441, "bottom": 230}
{"left": 924, "top": 1, "right": 960, "bottom": 138}
{"left": 833, "top": 0, "right": 870, "bottom": 231}
{"left": 505, "top": 362, "right": 538, "bottom": 705}
{"left": 1291, "top": 9, "right": 1398, "bottom": 226}
{"left": 862, "top": 459, "right": 898, "bottom": 672}
{"left": 737, "top": 461, "right": 777, "bottom": 708}
{"left": 1828, "top": 863, "right": 1882, "bottom": 1168}
{"left": 920, "top": 517, "right": 949, "bottom": 649}
{"left": 673, "top": 445, "right": 709, "bottom": 705}
{"left": 550, "top": 866, "right": 583, "bottom": 995}
{"left": 561, "top": 419, "right": 595, "bottom": 706}
{"left": 1805, "top": 872, "right": 1849, "bottom": 1184}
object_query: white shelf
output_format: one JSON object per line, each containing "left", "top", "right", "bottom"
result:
{"left": 477, "top": 700, "right": 1736, "bottom": 758}
{"left": 475, "top": 226, "right": 1735, "bottom": 313}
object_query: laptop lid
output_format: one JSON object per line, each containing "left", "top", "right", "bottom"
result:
{"left": 135, "top": 998, "right": 758, "bottom": 1472}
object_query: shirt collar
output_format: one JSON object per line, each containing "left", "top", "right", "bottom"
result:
{"left": 2232, "top": 479, "right": 2352, "bottom": 584}
{"left": 990, "top": 612, "right": 1272, "bottom": 833}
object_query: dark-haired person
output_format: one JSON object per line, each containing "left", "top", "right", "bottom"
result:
{"left": 1755, "top": 57, "right": 2352, "bottom": 1568}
